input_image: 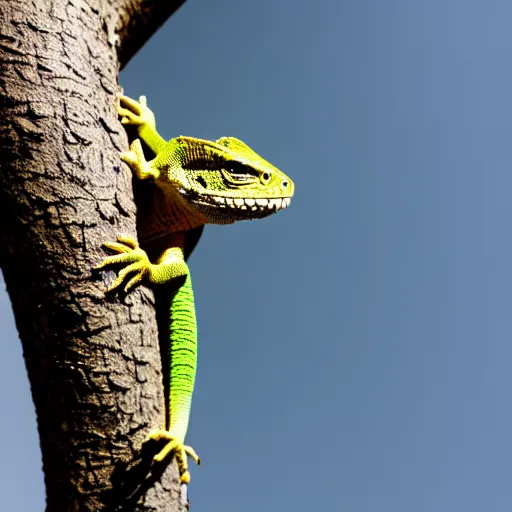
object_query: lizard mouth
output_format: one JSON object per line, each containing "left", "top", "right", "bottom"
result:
{"left": 180, "top": 190, "right": 292, "bottom": 221}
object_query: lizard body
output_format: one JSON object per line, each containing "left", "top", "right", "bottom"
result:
{"left": 95, "top": 95, "right": 294, "bottom": 484}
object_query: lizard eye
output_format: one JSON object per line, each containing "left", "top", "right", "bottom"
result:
{"left": 227, "top": 162, "right": 257, "bottom": 182}
{"left": 261, "top": 172, "right": 271, "bottom": 184}
{"left": 230, "top": 161, "right": 249, "bottom": 174}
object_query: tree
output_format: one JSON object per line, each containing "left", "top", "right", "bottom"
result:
{"left": 0, "top": 1, "right": 189, "bottom": 509}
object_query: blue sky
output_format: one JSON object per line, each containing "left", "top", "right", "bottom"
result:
{"left": 2, "top": 1, "right": 512, "bottom": 510}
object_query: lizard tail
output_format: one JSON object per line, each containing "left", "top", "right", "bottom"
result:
{"left": 167, "top": 272, "right": 198, "bottom": 440}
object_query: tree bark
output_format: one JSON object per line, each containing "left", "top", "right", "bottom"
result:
{"left": 0, "top": 1, "right": 187, "bottom": 510}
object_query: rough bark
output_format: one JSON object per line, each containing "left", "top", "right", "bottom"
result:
{"left": 0, "top": 1, "right": 188, "bottom": 510}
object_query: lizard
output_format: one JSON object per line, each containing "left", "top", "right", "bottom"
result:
{"left": 95, "top": 94, "right": 294, "bottom": 486}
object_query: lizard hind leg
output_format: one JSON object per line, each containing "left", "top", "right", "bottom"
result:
{"left": 148, "top": 266, "right": 200, "bottom": 484}
{"left": 96, "top": 235, "right": 201, "bottom": 484}
{"left": 148, "top": 429, "right": 201, "bottom": 484}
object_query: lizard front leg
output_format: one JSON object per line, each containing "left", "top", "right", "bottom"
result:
{"left": 95, "top": 236, "right": 201, "bottom": 483}
{"left": 117, "top": 94, "right": 167, "bottom": 155}
{"left": 120, "top": 138, "right": 160, "bottom": 181}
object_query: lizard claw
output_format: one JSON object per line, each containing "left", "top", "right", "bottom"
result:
{"left": 94, "top": 236, "right": 151, "bottom": 293}
{"left": 117, "top": 94, "right": 156, "bottom": 129}
{"left": 119, "top": 138, "right": 159, "bottom": 180}
{"left": 148, "top": 428, "right": 200, "bottom": 484}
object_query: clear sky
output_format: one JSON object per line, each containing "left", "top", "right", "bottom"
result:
{"left": 2, "top": 0, "right": 512, "bottom": 510}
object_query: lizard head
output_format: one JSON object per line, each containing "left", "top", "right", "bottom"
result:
{"left": 166, "top": 136, "right": 294, "bottom": 224}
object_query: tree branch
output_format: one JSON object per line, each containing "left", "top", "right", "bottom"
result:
{"left": 0, "top": 0, "right": 188, "bottom": 510}
{"left": 115, "top": 0, "right": 187, "bottom": 69}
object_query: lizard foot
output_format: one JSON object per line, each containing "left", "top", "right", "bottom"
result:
{"left": 148, "top": 429, "right": 201, "bottom": 484}
{"left": 94, "top": 235, "right": 151, "bottom": 293}
{"left": 120, "top": 138, "right": 159, "bottom": 180}
{"left": 117, "top": 94, "right": 156, "bottom": 130}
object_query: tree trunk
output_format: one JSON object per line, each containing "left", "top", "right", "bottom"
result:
{"left": 0, "top": 1, "right": 187, "bottom": 510}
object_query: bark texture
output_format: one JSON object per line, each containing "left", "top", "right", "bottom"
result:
{"left": 0, "top": 1, "right": 188, "bottom": 510}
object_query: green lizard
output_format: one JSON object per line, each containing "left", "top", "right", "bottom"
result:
{"left": 95, "top": 94, "right": 294, "bottom": 485}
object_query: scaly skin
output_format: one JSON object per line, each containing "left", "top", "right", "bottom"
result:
{"left": 95, "top": 94, "right": 294, "bottom": 484}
